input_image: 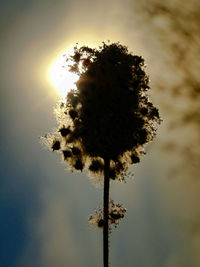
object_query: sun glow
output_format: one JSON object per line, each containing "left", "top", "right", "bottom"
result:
{"left": 49, "top": 50, "right": 79, "bottom": 99}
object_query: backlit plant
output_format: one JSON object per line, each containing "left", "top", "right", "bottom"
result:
{"left": 41, "top": 41, "right": 161, "bottom": 267}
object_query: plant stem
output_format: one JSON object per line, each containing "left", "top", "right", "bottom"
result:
{"left": 103, "top": 158, "right": 110, "bottom": 267}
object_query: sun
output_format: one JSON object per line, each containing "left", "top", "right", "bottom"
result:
{"left": 48, "top": 50, "right": 79, "bottom": 99}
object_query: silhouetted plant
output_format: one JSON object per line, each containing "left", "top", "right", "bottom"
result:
{"left": 41, "top": 41, "right": 161, "bottom": 267}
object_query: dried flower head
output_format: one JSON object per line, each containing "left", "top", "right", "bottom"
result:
{"left": 88, "top": 200, "right": 127, "bottom": 229}
{"left": 41, "top": 41, "right": 162, "bottom": 267}
{"left": 41, "top": 42, "right": 161, "bottom": 182}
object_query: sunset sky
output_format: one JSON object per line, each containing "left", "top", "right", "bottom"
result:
{"left": 1, "top": 0, "right": 200, "bottom": 267}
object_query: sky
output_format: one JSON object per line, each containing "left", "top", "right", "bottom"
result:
{"left": 1, "top": 0, "right": 200, "bottom": 267}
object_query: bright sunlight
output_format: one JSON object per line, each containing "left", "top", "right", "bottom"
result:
{"left": 49, "top": 49, "right": 79, "bottom": 99}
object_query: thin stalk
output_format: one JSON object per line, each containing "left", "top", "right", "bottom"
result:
{"left": 103, "top": 158, "right": 110, "bottom": 267}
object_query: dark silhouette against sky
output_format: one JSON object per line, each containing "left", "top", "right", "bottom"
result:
{"left": 1, "top": 0, "right": 200, "bottom": 266}
{"left": 42, "top": 42, "right": 161, "bottom": 267}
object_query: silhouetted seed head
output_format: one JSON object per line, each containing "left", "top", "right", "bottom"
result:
{"left": 69, "top": 44, "right": 160, "bottom": 157}
{"left": 43, "top": 41, "right": 161, "bottom": 181}
{"left": 67, "top": 92, "right": 79, "bottom": 108}
{"left": 88, "top": 201, "right": 126, "bottom": 229}
{"left": 82, "top": 58, "right": 91, "bottom": 68}
{"left": 74, "top": 159, "right": 83, "bottom": 171}
{"left": 98, "top": 219, "right": 104, "bottom": 228}
{"left": 108, "top": 201, "right": 127, "bottom": 227}
{"left": 63, "top": 150, "right": 71, "bottom": 159}
{"left": 51, "top": 140, "right": 60, "bottom": 151}
{"left": 138, "top": 129, "right": 148, "bottom": 144}
{"left": 59, "top": 127, "right": 71, "bottom": 137}
{"left": 88, "top": 207, "right": 104, "bottom": 229}
{"left": 110, "top": 213, "right": 124, "bottom": 220}
{"left": 115, "top": 161, "right": 124, "bottom": 173}
{"left": 131, "top": 154, "right": 140, "bottom": 164}
{"left": 150, "top": 107, "right": 159, "bottom": 118}
{"left": 73, "top": 52, "right": 81, "bottom": 63}
{"left": 89, "top": 159, "right": 104, "bottom": 172}
{"left": 69, "top": 65, "right": 79, "bottom": 73}
{"left": 71, "top": 147, "right": 81, "bottom": 155}
{"left": 73, "top": 118, "right": 81, "bottom": 127}
{"left": 41, "top": 42, "right": 161, "bottom": 258}
{"left": 140, "top": 107, "right": 148, "bottom": 116}
{"left": 69, "top": 109, "right": 78, "bottom": 120}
